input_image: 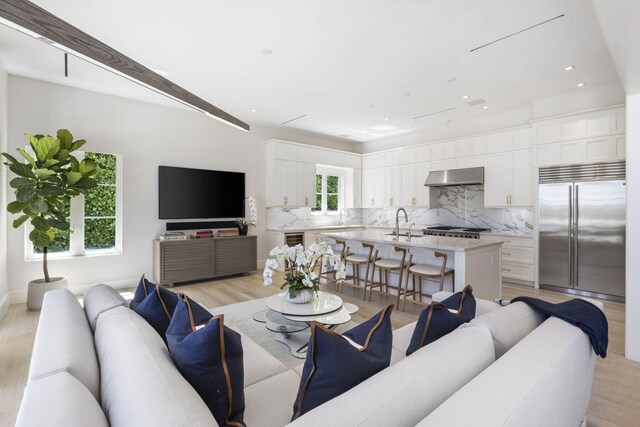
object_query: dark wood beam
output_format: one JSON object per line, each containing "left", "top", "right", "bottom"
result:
{"left": 0, "top": 0, "right": 250, "bottom": 131}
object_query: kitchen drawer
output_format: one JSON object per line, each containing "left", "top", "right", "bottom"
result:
{"left": 481, "top": 235, "right": 533, "bottom": 247}
{"left": 502, "top": 262, "right": 534, "bottom": 281}
{"left": 502, "top": 245, "right": 534, "bottom": 264}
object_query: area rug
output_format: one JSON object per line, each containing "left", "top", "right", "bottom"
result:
{"left": 211, "top": 297, "right": 358, "bottom": 368}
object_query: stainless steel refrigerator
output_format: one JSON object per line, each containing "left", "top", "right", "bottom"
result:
{"left": 538, "top": 162, "right": 626, "bottom": 300}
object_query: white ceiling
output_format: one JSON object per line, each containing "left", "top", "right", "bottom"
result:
{"left": 0, "top": 0, "right": 621, "bottom": 143}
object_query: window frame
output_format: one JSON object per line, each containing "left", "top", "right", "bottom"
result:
{"left": 311, "top": 165, "right": 346, "bottom": 215}
{"left": 25, "top": 150, "right": 124, "bottom": 260}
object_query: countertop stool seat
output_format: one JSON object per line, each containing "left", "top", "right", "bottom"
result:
{"left": 402, "top": 251, "right": 454, "bottom": 311}
{"left": 365, "top": 246, "right": 410, "bottom": 310}
{"left": 339, "top": 243, "right": 379, "bottom": 295}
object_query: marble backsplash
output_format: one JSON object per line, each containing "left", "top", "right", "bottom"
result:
{"left": 364, "top": 185, "right": 533, "bottom": 234}
{"left": 267, "top": 186, "right": 533, "bottom": 234}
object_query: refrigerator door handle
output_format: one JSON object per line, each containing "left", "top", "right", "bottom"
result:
{"left": 568, "top": 185, "right": 573, "bottom": 286}
{"left": 574, "top": 184, "right": 579, "bottom": 288}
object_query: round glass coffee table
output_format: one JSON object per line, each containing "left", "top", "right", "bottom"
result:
{"left": 255, "top": 291, "right": 359, "bottom": 359}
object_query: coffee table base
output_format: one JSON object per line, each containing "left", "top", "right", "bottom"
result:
{"left": 274, "top": 331, "right": 311, "bottom": 359}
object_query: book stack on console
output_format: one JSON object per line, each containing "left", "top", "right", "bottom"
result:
{"left": 159, "top": 231, "right": 187, "bottom": 241}
{"left": 193, "top": 230, "right": 215, "bottom": 239}
{"left": 217, "top": 228, "right": 240, "bottom": 238}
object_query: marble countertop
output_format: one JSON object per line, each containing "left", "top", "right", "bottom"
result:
{"left": 479, "top": 230, "right": 533, "bottom": 238}
{"left": 267, "top": 224, "right": 365, "bottom": 233}
{"left": 320, "top": 229, "right": 503, "bottom": 252}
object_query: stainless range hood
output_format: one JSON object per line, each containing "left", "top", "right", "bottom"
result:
{"left": 424, "top": 167, "right": 484, "bottom": 187}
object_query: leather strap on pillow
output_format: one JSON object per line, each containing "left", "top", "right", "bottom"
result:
{"left": 292, "top": 305, "right": 394, "bottom": 420}
{"left": 406, "top": 302, "right": 466, "bottom": 356}
{"left": 167, "top": 294, "right": 245, "bottom": 427}
{"left": 131, "top": 279, "right": 179, "bottom": 338}
{"left": 441, "top": 285, "right": 476, "bottom": 321}
{"left": 129, "top": 274, "right": 153, "bottom": 310}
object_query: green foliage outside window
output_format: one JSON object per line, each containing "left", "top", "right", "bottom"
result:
{"left": 326, "top": 175, "right": 339, "bottom": 211}
{"left": 312, "top": 174, "right": 322, "bottom": 211}
{"left": 84, "top": 152, "right": 117, "bottom": 251}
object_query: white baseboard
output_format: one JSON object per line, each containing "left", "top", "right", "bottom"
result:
{"left": 0, "top": 292, "right": 9, "bottom": 320}
{"left": 8, "top": 275, "right": 139, "bottom": 305}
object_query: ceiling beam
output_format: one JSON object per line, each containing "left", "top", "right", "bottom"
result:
{"left": 0, "top": 0, "right": 250, "bottom": 131}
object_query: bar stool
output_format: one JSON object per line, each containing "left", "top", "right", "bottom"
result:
{"left": 318, "top": 240, "right": 349, "bottom": 289}
{"left": 341, "top": 242, "right": 379, "bottom": 296}
{"left": 402, "top": 251, "right": 455, "bottom": 311}
{"left": 365, "top": 246, "right": 410, "bottom": 309}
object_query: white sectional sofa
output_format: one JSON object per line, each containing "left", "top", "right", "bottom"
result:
{"left": 15, "top": 285, "right": 601, "bottom": 427}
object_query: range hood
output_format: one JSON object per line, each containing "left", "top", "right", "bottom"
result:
{"left": 424, "top": 167, "right": 484, "bottom": 187}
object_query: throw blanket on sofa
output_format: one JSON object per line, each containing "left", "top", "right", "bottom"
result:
{"left": 511, "top": 297, "right": 609, "bottom": 358}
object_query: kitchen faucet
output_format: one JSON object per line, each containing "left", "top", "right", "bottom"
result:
{"left": 395, "top": 207, "right": 408, "bottom": 238}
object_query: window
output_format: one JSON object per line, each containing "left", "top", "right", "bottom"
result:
{"left": 312, "top": 166, "right": 345, "bottom": 214}
{"left": 30, "top": 151, "right": 122, "bottom": 258}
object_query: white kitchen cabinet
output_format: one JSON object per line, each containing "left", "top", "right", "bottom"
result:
{"left": 373, "top": 168, "right": 386, "bottom": 207}
{"left": 385, "top": 165, "right": 401, "bottom": 207}
{"left": 362, "top": 169, "right": 374, "bottom": 207}
{"left": 485, "top": 131, "right": 511, "bottom": 153}
{"left": 533, "top": 106, "right": 625, "bottom": 145}
{"left": 272, "top": 159, "right": 297, "bottom": 206}
{"left": 468, "top": 136, "right": 486, "bottom": 156}
{"left": 400, "top": 162, "right": 430, "bottom": 207}
{"left": 481, "top": 234, "right": 534, "bottom": 284}
{"left": 534, "top": 136, "right": 624, "bottom": 167}
{"left": 400, "top": 148, "right": 416, "bottom": 165}
{"left": 431, "top": 159, "right": 457, "bottom": 172}
{"left": 295, "top": 162, "right": 316, "bottom": 207}
{"left": 416, "top": 146, "right": 430, "bottom": 162}
{"left": 295, "top": 145, "right": 317, "bottom": 164}
{"left": 348, "top": 169, "right": 362, "bottom": 208}
{"left": 430, "top": 142, "right": 455, "bottom": 161}
{"left": 456, "top": 156, "right": 484, "bottom": 169}
{"left": 415, "top": 163, "right": 430, "bottom": 206}
{"left": 510, "top": 127, "right": 532, "bottom": 150}
{"left": 484, "top": 150, "right": 533, "bottom": 208}
{"left": 455, "top": 139, "right": 470, "bottom": 157}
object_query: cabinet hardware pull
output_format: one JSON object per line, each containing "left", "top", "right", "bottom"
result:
{"left": 503, "top": 252, "right": 512, "bottom": 255}
{"left": 506, "top": 195, "right": 508, "bottom": 205}
{"left": 503, "top": 268, "right": 512, "bottom": 272}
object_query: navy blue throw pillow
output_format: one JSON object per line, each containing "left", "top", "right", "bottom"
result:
{"left": 130, "top": 275, "right": 179, "bottom": 338}
{"left": 166, "top": 294, "right": 245, "bottom": 427}
{"left": 406, "top": 302, "right": 466, "bottom": 356}
{"left": 292, "top": 305, "right": 394, "bottom": 420}
{"left": 441, "top": 285, "right": 476, "bottom": 321}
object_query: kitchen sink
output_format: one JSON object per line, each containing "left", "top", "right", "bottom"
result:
{"left": 385, "top": 232, "right": 421, "bottom": 237}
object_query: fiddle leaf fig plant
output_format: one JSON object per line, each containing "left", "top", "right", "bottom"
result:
{"left": 2, "top": 129, "right": 99, "bottom": 282}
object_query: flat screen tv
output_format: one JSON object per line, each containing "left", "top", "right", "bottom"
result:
{"left": 159, "top": 166, "right": 245, "bottom": 219}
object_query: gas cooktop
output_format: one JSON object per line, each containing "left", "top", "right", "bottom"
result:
{"left": 423, "top": 226, "right": 491, "bottom": 239}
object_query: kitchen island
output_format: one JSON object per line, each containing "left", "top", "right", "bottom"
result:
{"left": 321, "top": 229, "right": 503, "bottom": 301}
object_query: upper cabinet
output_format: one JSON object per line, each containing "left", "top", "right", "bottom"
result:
{"left": 532, "top": 106, "right": 626, "bottom": 167}
{"left": 484, "top": 150, "right": 533, "bottom": 208}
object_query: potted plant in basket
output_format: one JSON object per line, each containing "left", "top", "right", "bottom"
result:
{"left": 263, "top": 242, "right": 346, "bottom": 304}
{"left": 2, "top": 129, "right": 98, "bottom": 310}
{"left": 236, "top": 196, "right": 257, "bottom": 235}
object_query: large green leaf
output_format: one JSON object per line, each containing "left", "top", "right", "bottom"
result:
{"left": 70, "top": 139, "right": 87, "bottom": 152}
{"left": 31, "top": 216, "right": 51, "bottom": 231}
{"left": 49, "top": 217, "right": 70, "bottom": 231}
{"left": 9, "top": 177, "right": 34, "bottom": 192}
{"left": 29, "top": 199, "right": 48, "bottom": 214}
{"left": 29, "top": 229, "right": 52, "bottom": 248}
{"left": 9, "top": 162, "right": 35, "bottom": 178}
{"left": 17, "top": 149, "right": 36, "bottom": 167}
{"left": 33, "top": 136, "right": 60, "bottom": 162}
{"left": 2, "top": 152, "right": 19, "bottom": 165}
{"left": 79, "top": 159, "right": 98, "bottom": 177}
{"left": 12, "top": 214, "right": 31, "bottom": 228}
{"left": 66, "top": 171, "right": 82, "bottom": 185}
{"left": 26, "top": 134, "right": 39, "bottom": 155}
{"left": 72, "top": 177, "right": 98, "bottom": 190}
{"left": 42, "top": 159, "right": 59, "bottom": 168}
{"left": 57, "top": 129, "right": 73, "bottom": 149}
{"left": 34, "top": 168, "right": 56, "bottom": 179}
{"left": 35, "top": 185, "right": 64, "bottom": 197}
{"left": 57, "top": 149, "right": 70, "bottom": 162}
{"left": 7, "top": 200, "right": 28, "bottom": 214}
{"left": 65, "top": 188, "right": 80, "bottom": 196}
{"left": 16, "top": 187, "right": 36, "bottom": 202}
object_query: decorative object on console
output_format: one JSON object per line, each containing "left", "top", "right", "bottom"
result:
{"left": 263, "top": 242, "right": 346, "bottom": 303}
{"left": 292, "top": 305, "right": 394, "bottom": 420}
{"left": 159, "top": 231, "right": 187, "bottom": 241}
{"left": 193, "top": 229, "right": 215, "bottom": 238}
{"left": 2, "top": 129, "right": 99, "bottom": 310}
{"left": 166, "top": 294, "right": 245, "bottom": 427}
{"left": 236, "top": 196, "right": 257, "bottom": 235}
{"left": 217, "top": 228, "right": 240, "bottom": 238}
{"left": 130, "top": 274, "right": 179, "bottom": 339}
{"left": 406, "top": 286, "right": 477, "bottom": 355}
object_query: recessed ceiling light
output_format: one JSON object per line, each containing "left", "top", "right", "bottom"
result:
{"left": 406, "top": 124, "right": 411, "bottom": 128}
{"left": 483, "top": 105, "right": 489, "bottom": 109}
{"left": 261, "top": 48, "right": 273, "bottom": 55}
{"left": 462, "top": 95, "right": 469, "bottom": 99}
{"left": 564, "top": 65, "right": 575, "bottom": 71}
{"left": 446, "top": 77, "right": 457, "bottom": 83}
{"left": 384, "top": 117, "right": 390, "bottom": 121}
{"left": 250, "top": 109, "right": 257, "bottom": 112}
{"left": 577, "top": 82, "right": 586, "bottom": 87}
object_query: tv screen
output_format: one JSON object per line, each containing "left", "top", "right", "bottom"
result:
{"left": 159, "top": 166, "right": 245, "bottom": 219}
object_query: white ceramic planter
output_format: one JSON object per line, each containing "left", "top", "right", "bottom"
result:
{"left": 285, "top": 288, "right": 313, "bottom": 304}
{"left": 26, "top": 277, "right": 68, "bottom": 311}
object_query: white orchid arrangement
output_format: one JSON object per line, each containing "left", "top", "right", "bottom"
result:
{"left": 263, "top": 242, "right": 346, "bottom": 299}
{"left": 236, "top": 196, "right": 257, "bottom": 227}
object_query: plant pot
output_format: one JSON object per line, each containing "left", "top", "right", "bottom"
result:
{"left": 238, "top": 225, "right": 248, "bottom": 236}
{"left": 26, "top": 277, "right": 68, "bottom": 311}
{"left": 285, "top": 288, "right": 313, "bottom": 304}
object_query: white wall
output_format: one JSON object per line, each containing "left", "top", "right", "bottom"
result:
{"left": 625, "top": 94, "right": 640, "bottom": 361}
{"left": 0, "top": 59, "right": 8, "bottom": 317}
{"left": 5, "top": 76, "right": 352, "bottom": 303}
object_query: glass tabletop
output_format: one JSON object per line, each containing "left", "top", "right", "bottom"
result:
{"left": 253, "top": 309, "right": 309, "bottom": 334}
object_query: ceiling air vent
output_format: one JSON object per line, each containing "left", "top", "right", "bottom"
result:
{"left": 467, "top": 98, "right": 487, "bottom": 106}
{"left": 413, "top": 107, "right": 455, "bottom": 120}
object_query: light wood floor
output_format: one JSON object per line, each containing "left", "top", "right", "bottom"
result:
{"left": 0, "top": 272, "right": 638, "bottom": 427}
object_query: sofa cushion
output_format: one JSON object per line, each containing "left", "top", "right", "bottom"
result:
{"left": 166, "top": 294, "right": 245, "bottom": 427}
{"left": 392, "top": 321, "right": 416, "bottom": 354}
{"left": 441, "top": 285, "right": 476, "bottom": 321}
{"left": 240, "top": 331, "right": 288, "bottom": 387}
{"left": 471, "top": 301, "right": 546, "bottom": 358}
{"left": 83, "top": 284, "right": 128, "bottom": 331}
{"left": 287, "top": 323, "right": 495, "bottom": 427}
{"left": 28, "top": 289, "right": 100, "bottom": 400}
{"left": 95, "top": 305, "right": 216, "bottom": 427}
{"left": 292, "top": 305, "right": 394, "bottom": 420}
{"left": 406, "top": 302, "right": 467, "bottom": 355}
{"left": 433, "top": 291, "right": 501, "bottom": 317}
{"left": 16, "top": 371, "right": 109, "bottom": 427}
{"left": 245, "top": 370, "right": 302, "bottom": 427}
{"left": 417, "top": 317, "right": 596, "bottom": 427}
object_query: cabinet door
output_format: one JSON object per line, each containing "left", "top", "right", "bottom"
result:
{"left": 352, "top": 168, "right": 362, "bottom": 208}
{"left": 486, "top": 131, "right": 510, "bottom": 153}
{"left": 468, "top": 136, "right": 485, "bottom": 155}
{"left": 415, "top": 162, "right": 430, "bottom": 207}
{"left": 362, "top": 169, "right": 375, "bottom": 207}
{"left": 510, "top": 150, "right": 533, "bottom": 206}
{"left": 373, "top": 168, "right": 386, "bottom": 207}
{"left": 385, "top": 165, "right": 401, "bottom": 206}
{"left": 400, "top": 164, "right": 416, "bottom": 206}
{"left": 273, "top": 159, "right": 288, "bottom": 206}
{"left": 510, "top": 128, "right": 532, "bottom": 150}
{"left": 294, "top": 162, "right": 315, "bottom": 207}
{"left": 484, "top": 153, "right": 511, "bottom": 207}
